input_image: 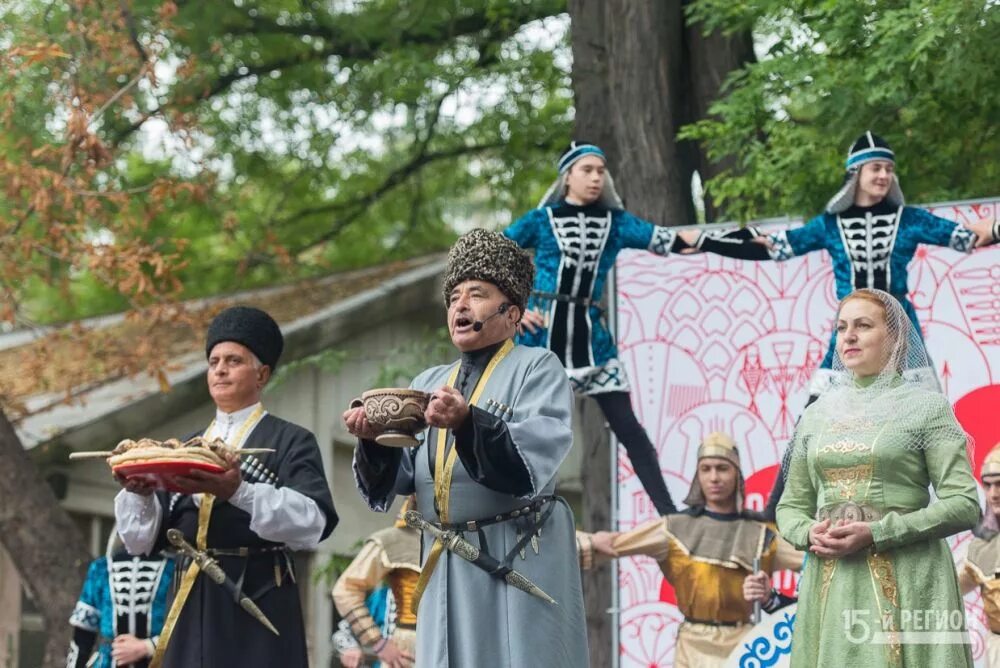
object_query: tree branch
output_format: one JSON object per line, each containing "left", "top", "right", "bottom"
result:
{"left": 119, "top": 0, "right": 150, "bottom": 64}
{"left": 286, "top": 141, "right": 504, "bottom": 232}
{"left": 235, "top": 139, "right": 505, "bottom": 273}
{"left": 111, "top": 0, "right": 566, "bottom": 144}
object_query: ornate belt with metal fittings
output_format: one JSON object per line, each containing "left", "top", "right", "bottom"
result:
{"left": 816, "top": 502, "right": 882, "bottom": 523}
{"left": 434, "top": 495, "right": 556, "bottom": 533}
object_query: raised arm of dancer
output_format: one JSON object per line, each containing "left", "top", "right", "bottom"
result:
{"left": 907, "top": 207, "right": 999, "bottom": 251}
{"left": 681, "top": 215, "right": 829, "bottom": 262}
{"left": 332, "top": 542, "right": 393, "bottom": 650}
{"left": 616, "top": 210, "right": 689, "bottom": 256}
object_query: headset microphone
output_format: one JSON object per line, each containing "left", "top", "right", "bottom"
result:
{"left": 472, "top": 303, "right": 511, "bottom": 332}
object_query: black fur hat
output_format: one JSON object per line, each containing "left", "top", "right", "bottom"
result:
{"left": 205, "top": 306, "right": 284, "bottom": 370}
{"left": 442, "top": 229, "right": 534, "bottom": 313}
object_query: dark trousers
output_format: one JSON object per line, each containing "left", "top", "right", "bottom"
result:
{"left": 593, "top": 391, "right": 676, "bottom": 515}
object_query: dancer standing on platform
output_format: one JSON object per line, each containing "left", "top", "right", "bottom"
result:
{"left": 332, "top": 497, "right": 420, "bottom": 668}
{"left": 679, "top": 131, "right": 999, "bottom": 519}
{"left": 777, "top": 289, "right": 978, "bottom": 667}
{"left": 504, "top": 141, "right": 690, "bottom": 516}
{"left": 347, "top": 229, "right": 589, "bottom": 668}
{"left": 579, "top": 432, "right": 802, "bottom": 668}
{"left": 114, "top": 306, "right": 338, "bottom": 667}
{"left": 959, "top": 443, "right": 1000, "bottom": 667}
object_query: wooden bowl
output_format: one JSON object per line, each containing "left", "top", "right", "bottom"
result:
{"left": 353, "top": 388, "right": 430, "bottom": 447}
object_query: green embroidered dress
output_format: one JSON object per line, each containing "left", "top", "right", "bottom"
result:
{"left": 776, "top": 382, "right": 979, "bottom": 667}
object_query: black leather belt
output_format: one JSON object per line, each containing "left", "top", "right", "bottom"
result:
{"left": 205, "top": 545, "right": 288, "bottom": 558}
{"left": 683, "top": 616, "right": 746, "bottom": 628}
{"left": 434, "top": 495, "right": 556, "bottom": 533}
{"left": 532, "top": 291, "right": 603, "bottom": 309}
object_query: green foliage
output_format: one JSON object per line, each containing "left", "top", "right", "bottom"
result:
{"left": 6, "top": 0, "right": 571, "bottom": 321}
{"left": 371, "top": 326, "right": 453, "bottom": 387}
{"left": 265, "top": 326, "right": 450, "bottom": 392}
{"left": 682, "top": 0, "right": 1000, "bottom": 222}
{"left": 312, "top": 548, "right": 361, "bottom": 587}
{"left": 268, "top": 348, "right": 349, "bottom": 389}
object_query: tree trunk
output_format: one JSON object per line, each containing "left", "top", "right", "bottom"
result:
{"left": 575, "top": 395, "right": 614, "bottom": 667}
{"left": 571, "top": 0, "right": 755, "bottom": 226}
{"left": 0, "top": 409, "right": 90, "bottom": 668}
{"left": 567, "top": 0, "right": 617, "bottom": 172}
{"left": 567, "top": 0, "right": 756, "bottom": 660}
{"left": 602, "top": 0, "right": 697, "bottom": 227}
{"left": 567, "top": 4, "right": 618, "bottom": 663}
{"left": 682, "top": 6, "right": 757, "bottom": 221}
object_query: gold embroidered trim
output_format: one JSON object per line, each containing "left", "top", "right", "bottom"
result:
{"left": 821, "top": 464, "right": 874, "bottom": 500}
{"left": 867, "top": 552, "right": 902, "bottom": 666}
{"left": 412, "top": 339, "right": 514, "bottom": 614}
{"left": 150, "top": 405, "right": 267, "bottom": 668}
{"left": 819, "top": 557, "right": 836, "bottom": 602}
{"left": 819, "top": 439, "right": 872, "bottom": 455}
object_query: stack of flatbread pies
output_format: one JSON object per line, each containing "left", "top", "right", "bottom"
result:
{"left": 109, "top": 436, "right": 232, "bottom": 472}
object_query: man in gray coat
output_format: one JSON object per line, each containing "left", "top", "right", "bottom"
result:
{"left": 344, "top": 228, "right": 588, "bottom": 667}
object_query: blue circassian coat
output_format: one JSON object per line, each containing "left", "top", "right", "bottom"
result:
{"left": 698, "top": 199, "right": 981, "bottom": 394}
{"left": 504, "top": 200, "right": 677, "bottom": 395}
{"left": 68, "top": 552, "right": 173, "bottom": 668}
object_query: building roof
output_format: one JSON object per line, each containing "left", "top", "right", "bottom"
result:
{"left": 14, "top": 255, "right": 444, "bottom": 451}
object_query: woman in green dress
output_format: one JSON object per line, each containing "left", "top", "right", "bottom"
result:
{"left": 776, "top": 288, "right": 979, "bottom": 667}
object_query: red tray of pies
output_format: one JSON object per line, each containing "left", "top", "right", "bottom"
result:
{"left": 69, "top": 436, "right": 273, "bottom": 494}
{"left": 112, "top": 460, "right": 227, "bottom": 492}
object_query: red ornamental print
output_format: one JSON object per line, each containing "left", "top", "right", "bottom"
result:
{"left": 614, "top": 198, "right": 1000, "bottom": 667}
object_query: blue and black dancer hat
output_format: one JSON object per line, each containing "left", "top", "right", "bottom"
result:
{"left": 825, "top": 131, "right": 905, "bottom": 213}
{"left": 537, "top": 140, "right": 625, "bottom": 210}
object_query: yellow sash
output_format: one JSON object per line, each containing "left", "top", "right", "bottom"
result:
{"left": 411, "top": 339, "right": 514, "bottom": 613}
{"left": 150, "top": 404, "right": 266, "bottom": 668}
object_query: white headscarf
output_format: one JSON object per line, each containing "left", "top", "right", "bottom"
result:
{"left": 787, "top": 289, "right": 969, "bottom": 469}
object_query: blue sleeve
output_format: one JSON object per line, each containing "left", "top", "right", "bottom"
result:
{"left": 905, "top": 207, "right": 976, "bottom": 253}
{"left": 779, "top": 214, "right": 829, "bottom": 258}
{"left": 69, "top": 559, "right": 105, "bottom": 631}
{"left": 504, "top": 209, "right": 544, "bottom": 249}
{"left": 616, "top": 210, "right": 677, "bottom": 255}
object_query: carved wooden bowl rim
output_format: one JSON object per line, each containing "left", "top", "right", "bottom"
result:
{"left": 361, "top": 388, "right": 430, "bottom": 402}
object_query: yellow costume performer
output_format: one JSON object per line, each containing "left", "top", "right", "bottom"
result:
{"left": 579, "top": 433, "right": 802, "bottom": 668}
{"left": 332, "top": 499, "right": 420, "bottom": 663}
{"left": 960, "top": 443, "right": 1000, "bottom": 667}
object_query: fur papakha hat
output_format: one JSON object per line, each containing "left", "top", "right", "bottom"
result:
{"left": 205, "top": 305, "right": 284, "bottom": 370}
{"left": 442, "top": 229, "right": 534, "bottom": 313}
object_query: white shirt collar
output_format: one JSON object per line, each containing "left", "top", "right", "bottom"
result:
{"left": 209, "top": 401, "right": 264, "bottom": 445}
{"left": 214, "top": 401, "right": 263, "bottom": 426}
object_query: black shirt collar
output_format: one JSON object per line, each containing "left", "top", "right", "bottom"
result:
{"left": 553, "top": 198, "right": 608, "bottom": 215}
{"left": 460, "top": 339, "right": 505, "bottom": 371}
{"left": 458, "top": 339, "right": 506, "bottom": 395}
{"left": 840, "top": 198, "right": 898, "bottom": 217}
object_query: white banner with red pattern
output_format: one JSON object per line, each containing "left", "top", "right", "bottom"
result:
{"left": 613, "top": 198, "right": 1000, "bottom": 667}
